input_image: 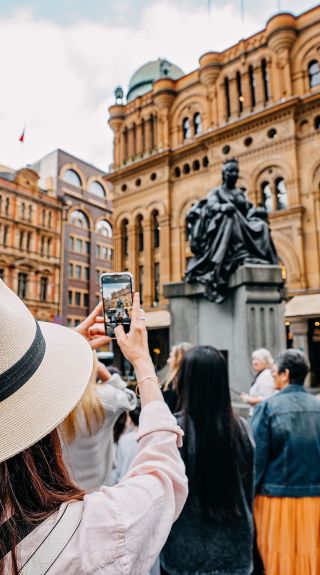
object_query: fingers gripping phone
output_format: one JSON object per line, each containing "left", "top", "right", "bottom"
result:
{"left": 100, "top": 272, "right": 134, "bottom": 338}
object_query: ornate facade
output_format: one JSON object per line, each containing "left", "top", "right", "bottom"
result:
{"left": 107, "top": 7, "right": 320, "bottom": 382}
{"left": 0, "top": 166, "right": 61, "bottom": 321}
{"left": 33, "top": 150, "right": 113, "bottom": 327}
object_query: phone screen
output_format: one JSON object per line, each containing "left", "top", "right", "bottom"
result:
{"left": 101, "top": 273, "right": 133, "bottom": 338}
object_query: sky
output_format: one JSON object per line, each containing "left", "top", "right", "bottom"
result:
{"left": 0, "top": 0, "right": 317, "bottom": 173}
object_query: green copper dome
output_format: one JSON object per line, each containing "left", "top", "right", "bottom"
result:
{"left": 127, "top": 58, "right": 184, "bottom": 102}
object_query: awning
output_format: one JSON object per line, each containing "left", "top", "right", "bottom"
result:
{"left": 285, "top": 294, "right": 320, "bottom": 318}
{"left": 145, "top": 309, "right": 171, "bottom": 329}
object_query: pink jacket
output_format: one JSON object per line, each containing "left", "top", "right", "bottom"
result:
{"left": 5, "top": 401, "right": 188, "bottom": 574}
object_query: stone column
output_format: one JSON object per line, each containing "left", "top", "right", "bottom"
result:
{"left": 159, "top": 215, "right": 171, "bottom": 301}
{"left": 241, "top": 70, "right": 251, "bottom": 113}
{"left": 120, "top": 130, "right": 127, "bottom": 164}
{"left": 254, "top": 64, "right": 265, "bottom": 108}
{"left": 128, "top": 223, "right": 137, "bottom": 282}
{"left": 144, "top": 119, "right": 151, "bottom": 154}
{"left": 278, "top": 49, "right": 292, "bottom": 98}
{"left": 142, "top": 220, "right": 153, "bottom": 307}
{"left": 136, "top": 122, "right": 143, "bottom": 157}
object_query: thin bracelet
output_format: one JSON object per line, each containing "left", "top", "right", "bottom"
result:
{"left": 136, "top": 376, "right": 162, "bottom": 397}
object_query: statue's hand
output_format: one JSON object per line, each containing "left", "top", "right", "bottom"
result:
{"left": 221, "top": 202, "right": 236, "bottom": 215}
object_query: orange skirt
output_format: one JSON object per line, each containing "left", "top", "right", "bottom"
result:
{"left": 254, "top": 495, "right": 320, "bottom": 575}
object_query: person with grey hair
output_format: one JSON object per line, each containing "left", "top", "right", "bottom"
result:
{"left": 241, "top": 348, "right": 275, "bottom": 415}
{"left": 251, "top": 349, "right": 320, "bottom": 575}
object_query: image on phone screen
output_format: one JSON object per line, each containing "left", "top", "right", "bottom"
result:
{"left": 101, "top": 273, "right": 133, "bottom": 338}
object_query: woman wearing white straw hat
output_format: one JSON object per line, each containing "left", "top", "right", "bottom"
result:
{"left": 0, "top": 279, "right": 188, "bottom": 575}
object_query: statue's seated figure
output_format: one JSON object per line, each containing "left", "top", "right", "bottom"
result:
{"left": 185, "top": 158, "right": 278, "bottom": 302}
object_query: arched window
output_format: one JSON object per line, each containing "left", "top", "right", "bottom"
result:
{"left": 132, "top": 123, "right": 137, "bottom": 157}
{"left": 70, "top": 210, "right": 89, "bottom": 229}
{"left": 137, "top": 215, "right": 144, "bottom": 252}
{"left": 224, "top": 77, "right": 231, "bottom": 120}
{"left": 96, "top": 220, "right": 112, "bottom": 237}
{"left": 193, "top": 159, "right": 200, "bottom": 171}
{"left": 63, "top": 169, "right": 82, "bottom": 188}
{"left": 89, "top": 181, "right": 106, "bottom": 198}
{"left": 182, "top": 117, "right": 191, "bottom": 140}
{"left": 261, "top": 181, "right": 273, "bottom": 212}
{"left": 183, "top": 163, "right": 190, "bottom": 175}
{"left": 20, "top": 202, "right": 25, "bottom": 220}
{"left": 249, "top": 65, "right": 256, "bottom": 108}
{"left": 314, "top": 116, "right": 320, "bottom": 130}
{"left": 193, "top": 113, "right": 202, "bottom": 135}
{"left": 123, "top": 128, "right": 128, "bottom": 163}
{"left": 152, "top": 211, "right": 160, "bottom": 249}
{"left": 203, "top": 156, "right": 209, "bottom": 168}
{"left": 275, "top": 177, "right": 288, "bottom": 210}
{"left": 308, "top": 60, "right": 320, "bottom": 89}
{"left": 261, "top": 59, "right": 270, "bottom": 103}
{"left": 141, "top": 118, "right": 145, "bottom": 154}
{"left": 236, "top": 71, "right": 243, "bottom": 114}
{"left": 150, "top": 115, "right": 156, "bottom": 150}
{"left": 121, "top": 219, "right": 129, "bottom": 257}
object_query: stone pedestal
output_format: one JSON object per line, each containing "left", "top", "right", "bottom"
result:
{"left": 164, "top": 265, "right": 286, "bottom": 392}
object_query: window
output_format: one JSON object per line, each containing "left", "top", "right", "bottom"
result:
{"left": 224, "top": 77, "right": 231, "bottom": 119}
{"left": 69, "top": 236, "right": 74, "bottom": 251}
{"left": 84, "top": 267, "right": 90, "bottom": 281}
{"left": 68, "top": 290, "right": 73, "bottom": 305}
{"left": 135, "top": 178, "right": 141, "bottom": 187}
{"left": 76, "top": 239, "right": 83, "bottom": 253}
{"left": 150, "top": 114, "right": 156, "bottom": 150}
{"left": 26, "top": 232, "right": 32, "bottom": 252}
{"left": 70, "top": 210, "right": 89, "bottom": 229}
{"left": 308, "top": 60, "right": 320, "bottom": 89}
{"left": 3, "top": 225, "right": 9, "bottom": 247}
{"left": 222, "top": 145, "right": 230, "bottom": 155}
{"left": 267, "top": 127, "right": 277, "bottom": 139}
{"left": 182, "top": 117, "right": 191, "bottom": 140}
{"left": 83, "top": 293, "right": 89, "bottom": 307}
{"left": 137, "top": 216, "right": 144, "bottom": 252}
{"left": 20, "top": 202, "right": 25, "bottom": 220}
{"left": 75, "top": 292, "right": 81, "bottom": 306}
{"left": 261, "top": 59, "right": 270, "bottom": 103}
{"left": 122, "top": 219, "right": 129, "bottom": 257}
{"left": 153, "top": 211, "right": 160, "bottom": 249}
{"left": 85, "top": 241, "right": 90, "bottom": 254}
{"left": 109, "top": 249, "right": 113, "bottom": 261}
{"left": 42, "top": 209, "right": 46, "bottom": 226}
{"left": 18, "top": 273, "right": 28, "bottom": 299}
{"left": 96, "top": 220, "right": 112, "bottom": 237}
{"left": 96, "top": 270, "right": 100, "bottom": 283}
{"left": 40, "top": 277, "right": 48, "bottom": 302}
{"left": 193, "top": 113, "right": 202, "bottom": 135}
{"left": 96, "top": 244, "right": 101, "bottom": 258}
{"left": 19, "top": 231, "right": 25, "bottom": 250}
{"left": 74, "top": 319, "right": 81, "bottom": 327}
{"left": 47, "top": 238, "right": 51, "bottom": 257}
{"left": 5, "top": 198, "right": 10, "bottom": 216}
{"left": 75, "top": 265, "right": 81, "bottom": 280}
{"left": 89, "top": 181, "right": 106, "bottom": 198}
{"left": 132, "top": 123, "right": 137, "bottom": 157}
{"left": 203, "top": 156, "right": 209, "bottom": 168}
{"left": 40, "top": 237, "right": 45, "bottom": 257}
{"left": 121, "top": 183, "right": 127, "bottom": 192}
{"left": 139, "top": 266, "right": 144, "bottom": 305}
{"left": 314, "top": 116, "right": 320, "bottom": 130}
{"left": 154, "top": 262, "right": 160, "bottom": 304}
{"left": 28, "top": 205, "right": 32, "bottom": 222}
{"left": 276, "top": 178, "right": 288, "bottom": 210}
{"left": 150, "top": 172, "right": 157, "bottom": 181}
{"left": 67, "top": 318, "right": 73, "bottom": 328}
{"left": 261, "top": 181, "right": 272, "bottom": 212}
{"left": 174, "top": 167, "right": 181, "bottom": 178}
{"left": 236, "top": 71, "right": 243, "bottom": 114}
{"left": 68, "top": 263, "right": 74, "bottom": 278}
{"left": 183, "top": 164, "right": 190, "bottom": 175}
{"left": 48, "top": 212, "right": 52, "bottom": 228}
{"left": 249, "top": 65, "right": 256, "bottom": 108}
{"left": 244, "top": 137, "right": 253, "bottom": 147}
{"left": 193, "top": 159, "right": 200, "bottom": 171}
{"left": 123, "top": 128, "right": 128, "bottom": 162}
{"left": 63, "top": 169, "right": 82, "bottom": 187}
{"left": 101, "top": 246, "right": 108, "bottom": 259}
{"left": 141, "top": 119, "right": 146, "bottom": 154}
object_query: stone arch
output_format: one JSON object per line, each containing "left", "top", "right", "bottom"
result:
{"left": 68, "top": 206, "right": 93, "bottom": 230}
{"left": 271, "top": 232, "right": 302, "bottom": 286}
{"left": 173, "top": 196, "right": 201, "bottom": 228}
{"left": 131, "top": 207, "right": 148, "bottom": 221}
{"left": 114, "top": 210, "right": 132, "bottom": 230}
{"left": 87, "top": 176, "right": 109, "bottom": 198}
{"left": 291, "top": 32, "right": 320, "bottom": 75}
{"left": 60, "top": 163, "right": 86, "bottom": 189}
{"left": 145, "top": 200, "right": 167, "bottom": 221}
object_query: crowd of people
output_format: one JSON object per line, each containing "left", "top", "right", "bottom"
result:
{"left": 0, "top": 277, "right": 320, "bottom": 574}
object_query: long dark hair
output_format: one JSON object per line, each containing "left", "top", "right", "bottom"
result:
{"left": 0, "top": 429, "right": 85, "bottom": 574}
{"left": 176, "top": 345, "right": 246, "bottom": 520}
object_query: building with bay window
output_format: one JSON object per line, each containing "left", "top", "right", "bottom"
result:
{"left": 107, "top": 6, "right": 320, "bottom": 382}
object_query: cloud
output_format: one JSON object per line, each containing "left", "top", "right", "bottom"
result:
{"left": 0, "top": 1, "right": 315, "bottom": 172}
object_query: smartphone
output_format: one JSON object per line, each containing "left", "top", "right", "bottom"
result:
{"left": 100, "top": 272, "right": 134, "bottom": 338}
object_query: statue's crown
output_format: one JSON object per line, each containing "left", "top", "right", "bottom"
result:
{"left": 223, "top": 157, "right": 238, "bottom": 165}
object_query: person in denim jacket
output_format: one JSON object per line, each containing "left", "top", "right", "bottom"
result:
{"left": 251, "top": 349, "right": 320, "bottom": 575}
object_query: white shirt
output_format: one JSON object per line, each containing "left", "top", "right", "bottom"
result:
{"left": 248, "top": 368, "right": 275, "bottom": 415}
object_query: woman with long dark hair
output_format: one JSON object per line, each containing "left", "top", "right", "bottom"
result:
{"left": 0, "top": 280, "right": 187, "bottom": 574}
{"left": 161, "top": 345, "right": 255, "bottom": 575}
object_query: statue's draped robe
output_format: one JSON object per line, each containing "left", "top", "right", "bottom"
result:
{"left": 185, "top": 187, "right": 278, "bottom": 302}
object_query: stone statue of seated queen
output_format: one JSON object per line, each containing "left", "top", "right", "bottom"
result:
{"left": 185, "top": 158, "right": 278, "bottom": 302}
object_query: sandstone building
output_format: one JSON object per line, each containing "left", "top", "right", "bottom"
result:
{"left": 33, "top": 150, "right": 113, "bottom": 327}
{"left": 0, "top": 166, "right": 62, "bottom": 321}
{"left": 107, "top": 7, "right": 320, "bottom": 383}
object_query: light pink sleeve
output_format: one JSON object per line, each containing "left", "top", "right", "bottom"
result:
{"left": 100, "top": 401, "right": 188, "bottom": 574}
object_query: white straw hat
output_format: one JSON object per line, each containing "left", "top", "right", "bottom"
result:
{"left": 0, "top": 279, "right": 93, "bottom": 463}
